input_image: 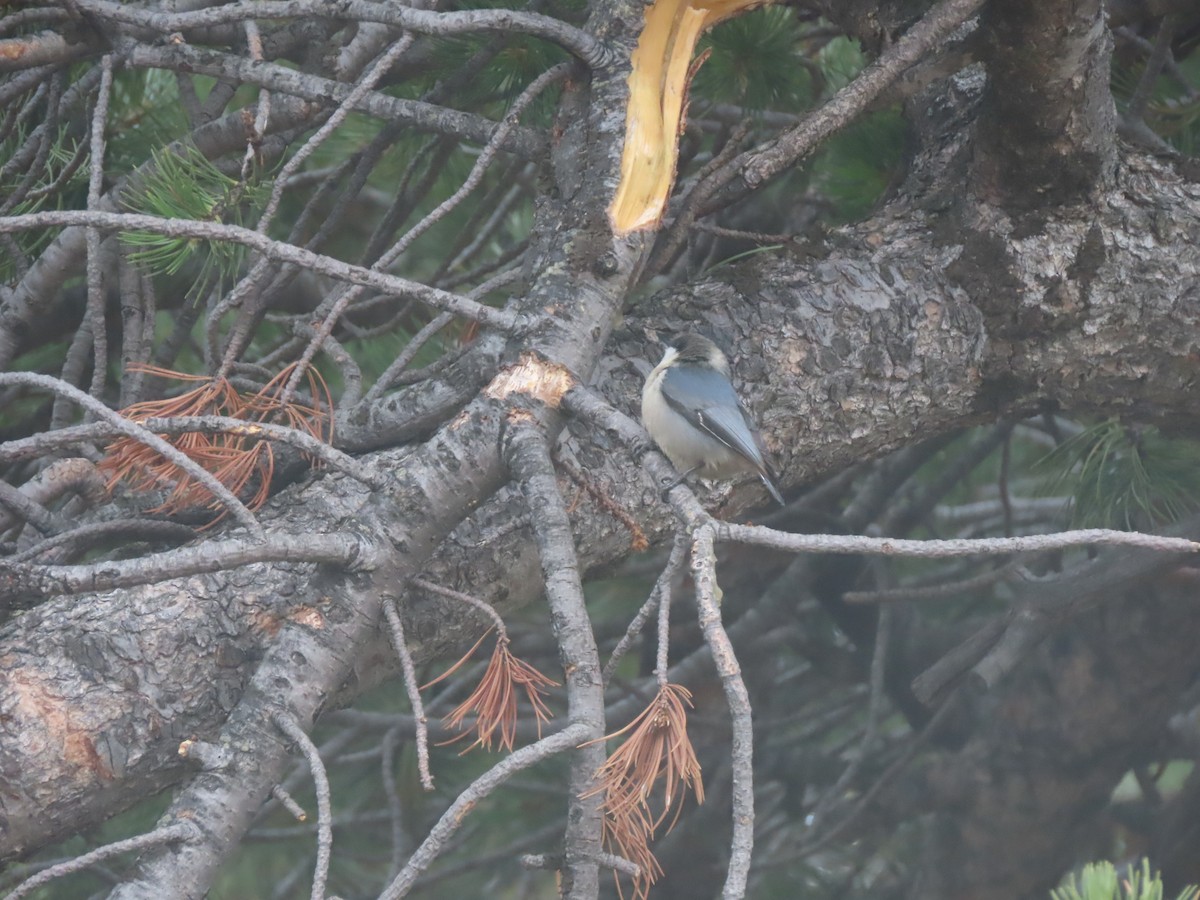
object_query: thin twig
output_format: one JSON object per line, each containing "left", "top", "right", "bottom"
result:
{"left": 272, "top": 784, "right": 308, "bottom": 822}
{"left": 411, "top": 577, "right": 507, "bottom": 635}
{"left": 257, "top": 36, "right": 412, "bottom": 236}
{"left": 377, "top": 63, "right": 566, "bottom": 273}
{"left": 806, "top": 605, "right": 892, "bottom": 830}
{"left": 691, "top": 523, "right": 755, "bottom": 899}
{"left": 645, "top": 123, "right": 751, "bottom": 281}
{"left": 273, "top": 712, "right": 334, "bottom": 900}
{"left": 1, "top": 532, "right": 370, "bottom": 604}
{"left": 4, "top": 823, "right": 198, "bottom": 900}
{"left": 719, "top": 523, "right": 1200, "bottom": 557}
{"left": 1127, "top": 14, "right": 1177, "bottom": 120}
{"left": 381, "top": 598, "right": 435, "bottom": 791}
{"left": 843, "top": 556, "right": 1026, "bottom": 604}
{"left": 379, "top": 723, "right": 591, "bottom": 899}
{"left": 124, "top": 43, "right": 543, "bottom": 159}
{"left": 0, "top": 211, "right": 519, "bottom": 332}
{"left": 794, "top": 691, "right": 960, "bottom": 859}
{"left": 79, "top": 0, "right": 610, "bottom": 66}
{"left": 381, "top": 726, "right": 408, "bottom": 881}
{"left": 281, "top": 62, "right": 567, "bottom": 402}
{"left": 85, "top": 54, "right": 114, "bottom": 402}
{"left": 603, "top": 532, "right": 689, "bottom": 685}
{"left": 1116, "top": 25, "right": 1198, "bottom": 100}
{"left": 6, "top": 517, "right": 196, "bottom": 565}
{"left": 363, "top": 312, "right": 455, "bottom": 405}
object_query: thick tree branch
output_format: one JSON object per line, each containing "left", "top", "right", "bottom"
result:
{"left": 0, "top": 1, "right": 647, "bottom": 862}
{"left": 505, "top": 416, "right": 606, "bottom": 899}
{"left": 973, "top": 0, "right": 1118, "bottom": 205}
{"left": 2, "top": 7, "right": 1198, "bottom": 891}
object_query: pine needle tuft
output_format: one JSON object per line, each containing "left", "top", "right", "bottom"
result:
{"left": 583, "top": 683, "right": 704, "bottom": 899}
{"left": 100, "top": 363, "right": 332, "bottom": 527}
{"left": 425, "top": 630, "right": 559, "bottom": 754}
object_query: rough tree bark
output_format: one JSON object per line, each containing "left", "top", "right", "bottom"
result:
{"left": 1, "top": 0, "right": 1198, "bottom": 897}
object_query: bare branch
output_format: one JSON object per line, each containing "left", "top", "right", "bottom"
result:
{"left": 272, "top": 713, "right": 334, "bottom": 900}
{"left": 0, "top": 211, "right": 520, "bottom": 332}
{"left": 740, "top": 0, "right": 985, "bottom": 189}
{"left": 84, "top": 55, "right": 114, "bottom": 402}
{"left": 123, "top": 42, "right": 544, "bottom": 157}
{"left": 76, "top": 0, "right": 611, "bottom": 67}
{"left": 603, "top": 531, "right": 688, "bottom": 685}
{"left": 690, "top": 524, "right": 755, "bottom": 899}
{"left": 1, "top": 532, "right": 371, "bottom": 604}
{"left": 381, "top": 598, "right": 434, "bottom": 791}
{"left": 5, "top": 823, "right": 199, "bottom": 900}
{"left": 720, "top": 523, "right": 1200, "bottom": 557}
{"left": 379, "top": 723, "right": 591, "bottom": 899}
{"left": 504, "top": 415, "right": 606, "bottom": 899}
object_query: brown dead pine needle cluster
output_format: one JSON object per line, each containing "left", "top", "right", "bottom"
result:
{"left": 100, "top": 363, "right": 332, "bottom": 526}
{"left": 424, "top": 629, "right": 559, "bottom": 753}
{"left": 585, "top": 682, "right": 704, "bottom": 899}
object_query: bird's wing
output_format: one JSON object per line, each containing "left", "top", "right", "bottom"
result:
{"left": 659, "top": 364, "right": 769, "bottom": 470}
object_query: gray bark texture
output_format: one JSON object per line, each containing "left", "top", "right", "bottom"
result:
{"left": 1, "top": 0, "right": 1199, "bottom": 896}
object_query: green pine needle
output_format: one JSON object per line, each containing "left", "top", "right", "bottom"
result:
{"left": 120, "top": 144, "right": 267, "bottom": 298}
{"left": 694, "top": 7, "right": 813, "bottom": 111}
{"left": 1111, "top": 53, "right": 1200, "bottom": 155}
{"left": 1038, "top": 421, "right": 1200, "bottom": 529}
{"left": 107, "top": 68, "right": 190, "bottom": 171}
{"left": 1052, "top": 859, "right": 1198, "bottom": 900}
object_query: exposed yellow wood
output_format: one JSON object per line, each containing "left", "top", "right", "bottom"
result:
{"left": 609, "top": 0, "right": 766, "bottom": 235}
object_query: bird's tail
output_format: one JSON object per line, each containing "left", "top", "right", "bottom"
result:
{"left": 759, "top": 471, "right": 784, "bottom": 506}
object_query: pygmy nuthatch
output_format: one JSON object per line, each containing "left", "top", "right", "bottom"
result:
{"left": 641, "top": 332, "right": 784, "bottom": 504}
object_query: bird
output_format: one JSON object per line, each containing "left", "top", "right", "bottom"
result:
{"left": 641, "top": 331, "right": 784, "bottom": 505}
